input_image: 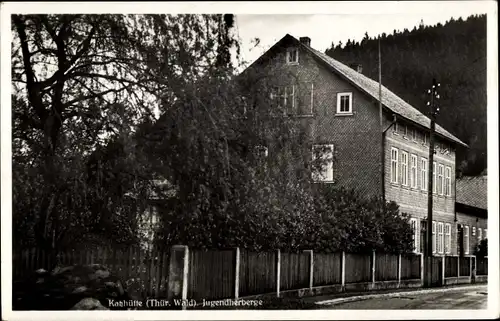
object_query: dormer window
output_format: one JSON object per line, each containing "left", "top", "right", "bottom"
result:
{"left": 286, "top": 47, "right": 299, "bottom": 64}
{"left": 336, "top": 92, "right": 353, "bottom": 114}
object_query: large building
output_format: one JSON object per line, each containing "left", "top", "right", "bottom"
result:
{"left": 239, "top": 34, "right": 471, "bottom": 255}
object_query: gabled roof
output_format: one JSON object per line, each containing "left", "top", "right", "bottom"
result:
{"left": 456, "top": 175, "right": 487, "bottom": 210}
{"left": 242, "top": 34, "right": 468, "bottom": 147}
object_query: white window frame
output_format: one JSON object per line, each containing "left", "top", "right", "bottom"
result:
{"left": 437, "top": 222, "right": 444, "bottom": 254}
{"left": 421, "top": 158, "right": 428, "bottom": 191}
{"left": 484, "top": 229, "right": 487, "bottom": 239}
{"left": 401, "top": 151, "right": 408, "bottom": 186}
{"left": 336, "top": 92, "right": 353, "bottom": 114}
{"left": 478, "top": 228, "right": 482, "bottom": 241}
{"left": 464, "top": 225, "right": 469, "bottom": 255}
{"left": 432, "top": 221, "right": 436, "bottom": 254}
{"left": 311, "top": 144, "right": 334, "bottom": 182}
{"left": 286, "top": 47, "right": 299, "bottom": 64}
{"left": 437, "top": 164, "right": 444, "bottom": 195}
{"left": 403, "top": 125, "right": 408, "bottom": 138}
{"left": 445, "top": 223, "right": 451, "bottom": 254}
{"left": 433, "top": 162, "right": 437, "bottom": 194}
{"left": 445, "top": 166, "right": 451, "bottom": 196}
{"left": 390, "top": 147, "right": 399, "bottom": 184}
{"left": 412, "top": 128, "right": 418, "bottom": 141}
{"left": 410, "top": 154, "right": 418, "bottom": 188}
{"left": 423, "top": 133, "right": 428, "bottom": 145}
{"left": 410, "top": 218, "right": 419, "bottom": 253}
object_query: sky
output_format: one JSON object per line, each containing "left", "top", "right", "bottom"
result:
{"left": 233, "top": 4, "right": 491, "bottom": 71}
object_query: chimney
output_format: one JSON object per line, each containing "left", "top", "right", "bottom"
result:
{"left": 299, "top": 37, "right": 311, "bottom": 47}
{"left": 349, "top": 63, "right": 363, "bottom": 73}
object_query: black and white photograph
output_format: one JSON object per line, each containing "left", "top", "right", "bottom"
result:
{"left": 1, "top": 1, "right": 498, "bottom": 320}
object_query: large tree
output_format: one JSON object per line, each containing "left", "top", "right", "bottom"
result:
{"left": 11, "top": 14, "right": 239, "bottom": 251}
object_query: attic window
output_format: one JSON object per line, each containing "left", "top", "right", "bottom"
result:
{"left": 286, "top": 47, "right": 299, "bottom": 64}
{"left": 336, "top": 92, "right": 352, "bottom": 114}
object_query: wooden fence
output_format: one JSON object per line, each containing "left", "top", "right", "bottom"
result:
{"left": 188, "top": 249, "right": 235, "bottom": 300}
{"left": 239, "top": 250, "right": 276, "bottom": 297}
{"left": 313, "top": 252, "right": 342, "bottom": 286}
{"left": 400, "top": 254, "right": 421, "bottom": 280}
{"left": 14, "top": 247, "right": 485, "bottom": 302}
{"left": 13, "top": 247, "right": 170, "bottom": 299}
{"left": 375, "top": 253, "right": 398, "bottom": 281}
{"left": 476, "top": 257, "right": 488, "bottom": 275}
{"left": 280, "top": 252, "right": 310, "bottom": 291}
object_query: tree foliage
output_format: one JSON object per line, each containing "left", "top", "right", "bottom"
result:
{"left": 11, "top": 13, "right": 238, "bottom": 251}
{"left": 325, "top": 14, "right": 487, "bottom": 176}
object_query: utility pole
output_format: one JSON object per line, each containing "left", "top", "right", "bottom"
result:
{"left": 378, "top": 37, "right": 384, "bottom": 202}
{"left": 425, "top": 78, "right": 440, "bottom": 287}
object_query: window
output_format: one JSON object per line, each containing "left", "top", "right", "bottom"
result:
{"left": 285, "top": 85, "right": 296, "bottom": 114}
{"left": 312, "top": 144, "right": 334, "bottom": 182}
{"left": 445, "top": 223, "right": 451, "bottom": 254}
{"left": 437, "top": 222, "right": 444, "bottom": 254}
{"left": 393, "top": 122, "right": 399, "bottom": 134}
{"left": 410, "top": 218, "right": 419, "bottom": 253}
{"left": 423, "top": 133, "right": 429, "bottom": 145}
{"left": 403, "top": 125, "right": 408, "bottom": 138}
{"left": 464, "top": 225, "right": 469, "bottom": 254}
{"left": 336, "top": 92, "right": 353, "bottom": 114}
{"left": 401, "top": 151, "right": 408, "bottom": 186}
{"left": 410, "top": 154, "right": 418, "bottom": 188}
{"left": 390, "top": 148, "right": 398, "bottom": 183}
{"left": 433, "top": 162, "right": 437, "bottom": 193}
{"left": 421, "top": 158, "right": 428, "bottom": 191}
{"left": 484, "top": 229, "right": 487, "bottom": 239}
{"left": 437, "top": 164, "right": 444, "bottom": 195}
{"left": 478, "top": 228, "right": 482, "bottom": 241}
{"left": 432, "top": 221, "right": 436, "bottom": 254}
{"left": 286, "top": 47, "right": 299, "bottom": 64}
{"left": 445, "top": 166, "right": 451, "bottom": 196}
{"left": 441, "top": 143, "right": 449, "bottom": 154}
{"left": 412, "top": 128, "right": 418, "bottom": 141}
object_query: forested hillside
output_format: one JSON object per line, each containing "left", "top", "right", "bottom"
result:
{"left": 325, "top": 15, "right": 487, "bottom": 176}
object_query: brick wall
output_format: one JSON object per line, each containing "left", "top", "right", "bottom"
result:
{"left": 383, "top": 119, "right": 459, "bottom": 254}
{"left": 261, "top": 41, "right": 383, "bottom": 198}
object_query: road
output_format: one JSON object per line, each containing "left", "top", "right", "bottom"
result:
{"left": 322, "top": 285, "right": 488, "bottom": 309}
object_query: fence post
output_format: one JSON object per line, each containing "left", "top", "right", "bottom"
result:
{"left": 371, "top": 250, "right": 376, "bottom": 285}
{"left": 341, "top": 251, "right": 346, "bottom": 290}
{"left": 469, "top": 255, "right": 474, "bottom": 283}
{"left": 303, "top": 250, "right": 314, "bottom": 290}
{"left": 441, "top": 255, "right": 445, "bottom": 286}
{"left": 167, "top": 245, "right": 189, "bottom": 310}
{"left": 234, "top": 247, "right": 240, "bottom": 299}
{"left": 397, "top": 254, "right": 402, "bottom": 288}
{"left": 419, "top": 253, "right": 424, "bottom": 286}
{"left": 276, "top": 249, "right": 281, "bottom": 298}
